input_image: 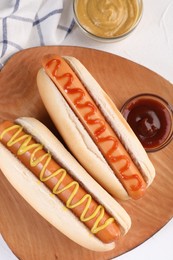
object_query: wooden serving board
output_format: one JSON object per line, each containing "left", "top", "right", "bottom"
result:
{"left": 0, "top": 46, "right": 173, "bottom": 260}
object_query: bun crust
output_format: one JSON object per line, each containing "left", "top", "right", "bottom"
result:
{"left": 0, "top": 117, "right": 131, "bottom": 251}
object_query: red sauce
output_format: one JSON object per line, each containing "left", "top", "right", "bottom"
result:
{"left": 45, "top": 58, "right": 146, "bottom": 197}
{"left": 122, "top": 96, "right": 173, "bottom": 151}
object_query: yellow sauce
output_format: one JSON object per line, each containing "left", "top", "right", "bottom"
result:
{"left": 0, "top": 124, "right": 115, "bottom": 234}
{"left": 74, "top": 0, "right": 141, "bottom": 38}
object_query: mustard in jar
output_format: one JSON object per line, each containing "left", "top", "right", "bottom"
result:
{"left": 74, "top": 0, "right": 142, "bottom": 39}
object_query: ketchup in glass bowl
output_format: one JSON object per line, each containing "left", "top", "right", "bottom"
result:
{"left": 121, "top": 93, "right": 173, "bottom": 152}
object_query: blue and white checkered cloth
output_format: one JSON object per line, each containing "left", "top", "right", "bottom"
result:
{"left": 0, "top": 0, "right": 75, "bottom": 69}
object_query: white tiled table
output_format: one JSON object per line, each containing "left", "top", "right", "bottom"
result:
{"left": 1, "top": 0, "right": 173, "bottom": 259}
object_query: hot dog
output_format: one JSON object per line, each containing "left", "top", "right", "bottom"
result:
{"left": 0, "top": 117, "right": 131, "bottom": 251}
{"left": 37, "top": 55, "right": 155, "bottom": 200}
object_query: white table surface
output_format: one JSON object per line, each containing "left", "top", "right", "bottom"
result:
{"left": 1, "top": 0, "right": 173, "bottom": 259}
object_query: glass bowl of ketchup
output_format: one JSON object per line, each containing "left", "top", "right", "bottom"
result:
{"left": 121, "top": 93, "right": 173, "bottom": 152}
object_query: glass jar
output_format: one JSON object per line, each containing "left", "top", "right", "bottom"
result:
{"left": 121, "top": 93, "right": 173, "bottom": 152}
{"left": 73, "top": 0, "right": 143, "bottom": 42}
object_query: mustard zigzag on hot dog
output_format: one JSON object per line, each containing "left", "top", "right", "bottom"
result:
{"left": 0, "top": 117, "right": 131, "bottom": 251}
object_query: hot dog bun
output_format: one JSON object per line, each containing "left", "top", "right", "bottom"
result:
{"left": 0, "top": 117, "right": 131, "bottom": 252}
{"left": 37, "top": 55, "right": 155, "bottom": 200}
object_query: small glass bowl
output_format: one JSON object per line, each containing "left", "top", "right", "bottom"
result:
{"left": 120, "top": 93, "right": 173, "bottom": 152}
{"left": 73, "top": 0, "right": 143, "bottom": 42}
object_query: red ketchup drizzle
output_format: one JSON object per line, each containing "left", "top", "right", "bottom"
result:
{"left": 45, "top": 58, "right": 143, "bottom": 194}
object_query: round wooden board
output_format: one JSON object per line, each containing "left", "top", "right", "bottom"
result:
{"left": 0, "top": 46, "right": 173, "bottom": 260}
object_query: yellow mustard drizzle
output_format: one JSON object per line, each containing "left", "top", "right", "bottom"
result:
{"left": 0, "top": 124, "right": 115, "bottom": 235}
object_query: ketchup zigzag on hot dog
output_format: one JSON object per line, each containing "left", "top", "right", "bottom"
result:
{"left": 37, "top": 55, "right": 155, "bottom": 200}
{"left": 0, "top": 117, "right": 131, "bottom": 251}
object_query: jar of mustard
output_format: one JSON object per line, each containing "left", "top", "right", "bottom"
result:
{"left": 73, "top": 0, "right": 143, "bottom": 42}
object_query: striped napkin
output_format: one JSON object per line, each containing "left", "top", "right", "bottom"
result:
{"left": 0, "top": 0, "right": 74, "bottom": 69}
